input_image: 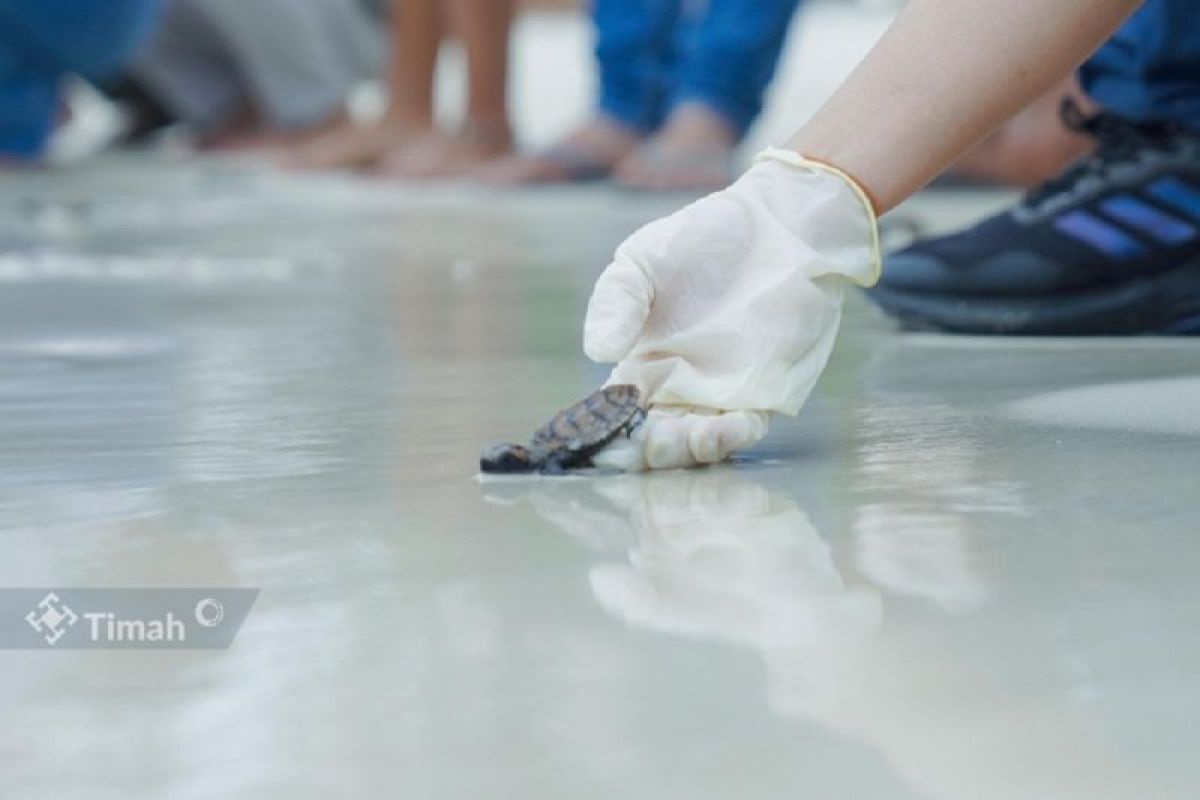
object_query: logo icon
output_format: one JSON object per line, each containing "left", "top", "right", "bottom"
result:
{"left": 25, "top": 592, "right": 79, "bottom": 645}
{"left": 194, "top": 598, "right": 224, "bottom": 628}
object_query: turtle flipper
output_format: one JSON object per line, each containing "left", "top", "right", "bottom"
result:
{"left": 538, "top": 454, "right": 570, "bottom": 475}
{"left": 626, "top": 406, "right": 647, "bottom": 434}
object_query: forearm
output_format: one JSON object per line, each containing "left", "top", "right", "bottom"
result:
{"left": 787, "top": 0, "right": 1142, "bottom": 213}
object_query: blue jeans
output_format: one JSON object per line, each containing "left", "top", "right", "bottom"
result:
{"left": 1079, "top": 0, "right": 1200, "bottom": 127}
{"left": 0, "top": 0, "right": 161, "bottom": 157}
{"left": 593, "top": 0, "right": 801, "bottom": 137}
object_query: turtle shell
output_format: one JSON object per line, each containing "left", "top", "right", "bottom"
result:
{"left": 529, "top": 384, "right": 644, "bottom": 466}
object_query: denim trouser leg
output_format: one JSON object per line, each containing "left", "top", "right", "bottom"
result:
{"left": 1078, "top": 0, "right": 1200, "bottom": 127}
{"left": 0, "top": 47, "right": 57, "bottom": 157}
{"left": 0, "top": 0, "right": 161, "bottom": 157}
{"left": 593, "top": 0, "right": 681, "bottom": 132}
{"left": 671, "top": 0, "right": 802, "bottom": 137}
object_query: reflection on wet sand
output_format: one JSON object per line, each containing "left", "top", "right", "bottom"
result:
{"left": 489, "top": 468, "right": 1159, "bottom": 800}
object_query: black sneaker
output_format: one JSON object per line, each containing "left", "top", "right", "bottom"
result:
{"left": 869, "top": 101, "right": 1200, "bottom": 334}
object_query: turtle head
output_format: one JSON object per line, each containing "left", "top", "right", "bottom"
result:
{"left": 480, "top": 443, "right": 539, "bottom": 473}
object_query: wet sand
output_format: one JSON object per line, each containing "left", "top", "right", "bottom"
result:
{"left": 1, "top": 155, "right": 1198, "bottom": 799}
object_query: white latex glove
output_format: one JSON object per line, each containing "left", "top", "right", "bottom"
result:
{"left": 585, "top": 148, "right": 881, "bottom": 471}
{"left": 593, "top": 406, "right": 769, "bottom": 472}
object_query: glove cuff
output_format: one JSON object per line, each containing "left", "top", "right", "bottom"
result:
{"left": 751, "top": 147, "right": 882, "bottom": 288}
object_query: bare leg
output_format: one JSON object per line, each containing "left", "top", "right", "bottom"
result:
{"left": 289, "top": 0, "right": 443, "bottom": 169}
{"left": 476, "top": 114, "right": 643, "bottom": 184}
{"left": 947, "top": 77, "right": 1095, "bottom": 187}
{"left": 380, "top": 0, "right": 516, "bottom": 177}
{"left": 479, "top": 0, "right": 666, "bottom": 184}
{"left": 613, "top": 101, "right": 737, "bottom": 191}
{"left": 389, "top": 0, "right": 441, "bottom": 129}
{"left": 787, "top": 0, "right": 1142, "bottom": 213}
{"left": 616, "top": 0, "right": 799, "bottom": 192}
{"left": 454, "top": 0, "right": 514, "bottom": 152}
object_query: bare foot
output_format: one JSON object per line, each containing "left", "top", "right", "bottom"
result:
{"left": 949, "top": 78, "right": 1095, "bottom": 187}
{"left": 614, "top": 103, "right": 736, "bottom": 192}
{"left": 475, "top": 116, "right": 642, "bottom": 184}
{"left": 201, "top": 107, "right": 357, "bottom": 159}
{"left": 376, "top": 120, "right": 514, "bottom": 179}
{"left": 284, "top": 116, "right": 432, "bottom": 171}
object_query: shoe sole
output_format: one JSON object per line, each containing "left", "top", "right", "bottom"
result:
{"left": 868, "top": 257, "right": 1200, "bottom": 335}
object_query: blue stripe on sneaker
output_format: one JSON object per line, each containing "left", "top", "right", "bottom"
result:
{"left": 1101, "top": 195, "right": 1196, "bottom": 245}
{"left": 1053, "top": 210, "right": 1147, "bottom": 259}
{"left": 1146, "top": 177, "right": 1200, "bottom": 220}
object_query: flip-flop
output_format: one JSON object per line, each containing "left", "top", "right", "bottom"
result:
{"left": 530, "top": 141, "right": 618, "bottom": 182}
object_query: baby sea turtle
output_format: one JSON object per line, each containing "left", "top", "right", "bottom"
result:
{"left": 481, "top": 384, "right": 646, "bottom": 474}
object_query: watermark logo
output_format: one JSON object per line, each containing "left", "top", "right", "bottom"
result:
{"left": 3, "top": 589, "right": 257, "bottom": 650}
{"left": 25, "top": 592, "right": 79, "bottom": 645}
{"left": 195, "top": 598, "right": 224, "bottom": 627}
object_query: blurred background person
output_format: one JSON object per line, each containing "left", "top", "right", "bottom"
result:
{"left": 291, "top": 0, "right": 515, "bottom": 177}
{"left": 104, "top": 0, "right": 383, "bottom": 152}
{"left": 0, "top": 0, "right": 161, "bottom": 162}
{"left": 873, "top": 0, "right": 1200, "bottom": 336}
{"left": 485, "top": 0, "right": 802, "bottom": 191}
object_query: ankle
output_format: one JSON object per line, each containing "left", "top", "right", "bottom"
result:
{"left": 462, "top": 117, "right": 513, "bottom": 149}
{"left": 659, "top": 102, "right": 738, "bottom": 148}
{"left": 567, "top": 116, "right": 643, "bottom": 157}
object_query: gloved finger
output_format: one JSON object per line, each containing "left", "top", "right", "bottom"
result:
{"left": 687, "top": 413, "right": 726, "bottom": 465}
{"left": 589, "top": 405, "right": 674, "bottom": 472}
{"left": 590, "top": 431, "right": 646, "bottom": 472}
{"left": 644, "top": 411, "right": 698, "bottom": 470}
{"left": 592, "top": 408, "right": 769, "bottom": 472}
{"left": 591, "top": 406, "right": 683, "bottom": 472}
{"left": 686, "top": 410, "right": 769, "bottom": 466}
{"left": 583, "top": 256, "right": 654, "bottom": 363}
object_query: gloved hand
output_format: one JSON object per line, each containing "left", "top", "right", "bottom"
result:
{"left": 586, "top": 147, "right": 881, "bottom": 471}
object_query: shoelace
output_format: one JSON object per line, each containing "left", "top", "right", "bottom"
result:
{"left": 1023, "top": 98, "right": 1180, "bottom": 209}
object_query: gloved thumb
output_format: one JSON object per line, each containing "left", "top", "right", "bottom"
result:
{"left": 584, "top": 256, "right": 654, "bottom": 363}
